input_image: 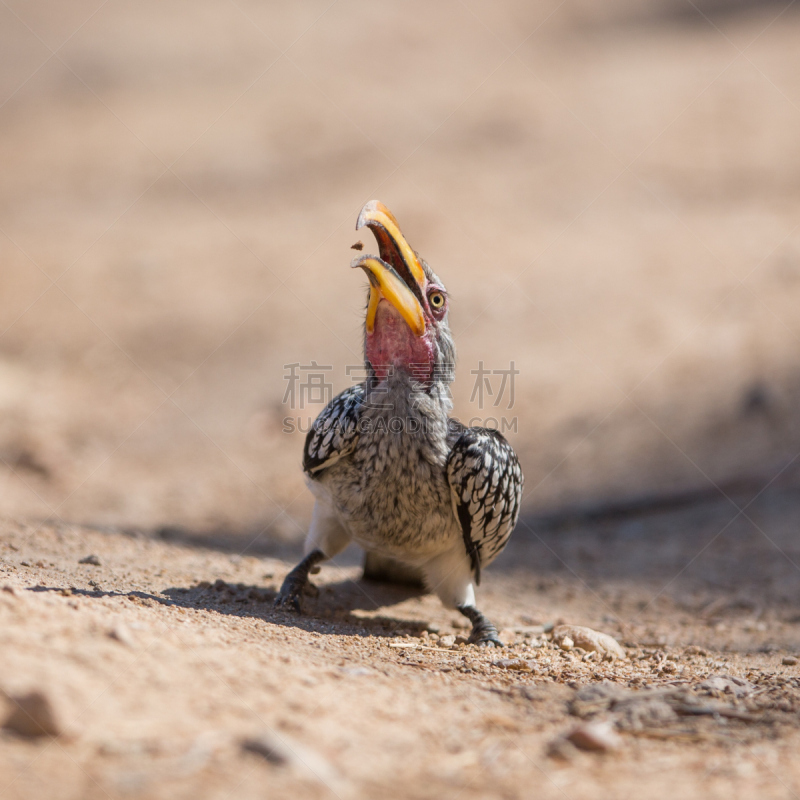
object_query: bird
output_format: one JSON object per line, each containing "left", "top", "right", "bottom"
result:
{"left": 274, "top": 200, "right": 524, "bottom": 646}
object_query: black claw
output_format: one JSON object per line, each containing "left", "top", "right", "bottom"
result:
{"left": 458, "top": 604, "right": 504, "bottom": 648}
{"left": 273, "top": 576, "right": 303, "bottom": 611}
{"left": 273, "top": 550, "right": 325, "bottom": 613}
{"left": 469, "top": 626, "right": 503, "bottom": 647}
{"left": 273, "top": 592, "right": 302, "bottom": 613}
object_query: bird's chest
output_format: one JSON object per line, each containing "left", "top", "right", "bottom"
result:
{"left": 320, "top": 418, "right": 456, "bottom": 555}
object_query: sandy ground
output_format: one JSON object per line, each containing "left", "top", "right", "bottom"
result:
{"left": 2, "top": 0, "right": 800, "bottom": 532}
{"left": 3, "top": 0, "right": 800, "bottom": 797}
{"left": 4, "top": 490, "right": 800, "bottom": 800}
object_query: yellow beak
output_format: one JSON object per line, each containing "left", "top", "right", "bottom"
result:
{"left": 352, "top": 255, "right": 426, "bottom": 338}
{"left": 353, "top": 200, "right": 427, "bottom": 338}
{"left": 356, "top": 200, "right": 427, "bottom": 288}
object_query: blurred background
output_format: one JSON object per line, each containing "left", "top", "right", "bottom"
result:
{"left": 2, "top": 0, "right": 800, "bottom": 550}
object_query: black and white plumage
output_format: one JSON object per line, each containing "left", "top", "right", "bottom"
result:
{"left": 447, "top": 426, "right": 523, "bottom": 587}
{"left": 303, "top": 384, "right": 364, "bottom": 475}
{"left": 275, "top": 201, "right": 524, "bottom": 646}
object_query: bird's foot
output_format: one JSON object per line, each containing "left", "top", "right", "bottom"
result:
{"left": 274, "top": 550, "right": 325, "bottom": 613}
{"left": 273, "top": 579, "right": 305, "bottom": 612}
{"left": 457, "top": 604, "right": 503, "bottom": 648}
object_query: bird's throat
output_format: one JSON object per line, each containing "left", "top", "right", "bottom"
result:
{"left": 365, "top": 299, "right": 434, "bottom": 385}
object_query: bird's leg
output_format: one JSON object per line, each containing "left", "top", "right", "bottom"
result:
{"left": 274, "top": 549, "right": 325, "bottom": 612}
{"left": 457, "top": 604, "right": 503, "bottom": 647}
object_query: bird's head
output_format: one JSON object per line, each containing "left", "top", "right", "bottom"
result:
{"left": 352, "top": 200, "right": 455, "bottom": 390}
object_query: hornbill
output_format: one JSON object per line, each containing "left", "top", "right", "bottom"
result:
{"left": 275, "top": 200, "right": 523, "bottom": 646}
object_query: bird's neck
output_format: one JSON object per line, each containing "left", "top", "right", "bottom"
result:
{"left": 364, "top": 368, "right": 453, "bottom": 420}
{"left": 360, "top": 369, "right": 453, "bottom": 465}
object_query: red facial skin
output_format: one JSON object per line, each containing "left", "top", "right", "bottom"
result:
{"left": 365, "top": 285, "right": 448, "bottom": 386}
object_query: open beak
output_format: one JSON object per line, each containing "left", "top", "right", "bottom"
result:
{"left": 353, "top": 200, "right": 427, "bottom": 337}
{"left": 352, "top": 255, "right": 426, "bottom": 337}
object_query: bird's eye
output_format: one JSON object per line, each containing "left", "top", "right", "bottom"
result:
{"left": 429, "top": 292, "right": 445, "bottom": 310}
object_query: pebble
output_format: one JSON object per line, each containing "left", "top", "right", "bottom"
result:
{"left": 782, "top": 656, "right": 798, "bottom": 666}
{"left": 108, "top": 625, "right": 136, "bottom": 648}
{"left": 3, "top": 691, "right": 63, "bottom": 737}
{"left": 493, "top": 658, "right": 533, "bottom": 673}
{"left": 79, "top": 555, "right": 101, "bottom": 566}
{"left": 241, "top": 731, "right": 345, "bottom": 790}
{"left": 547, "top": 736, "right": 580, "bottom": 761}
{"left": 566, "top": 720, "right": 622, "bottom": 752}
{"left": 439, "top": 635, "right": 456, "bottom": 647}
{"left": 699, "top": 675, "right": 755, "bottom": 698}
{"left": 241, "top": 732, "right": 291, "bottom": 765}
{"left": 552, "top": 625, "right": 626, "bottom": 661}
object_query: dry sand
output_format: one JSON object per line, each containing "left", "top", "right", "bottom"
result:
{"left": 3, "top": 1, "right": 800, "bottom": 797}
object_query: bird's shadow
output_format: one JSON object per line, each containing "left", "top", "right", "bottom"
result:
{"left": 29, "top": 576, "right": 431, "bottom": 638}
{"left": 161, "top": 575, "right": 432, "bottom": 638}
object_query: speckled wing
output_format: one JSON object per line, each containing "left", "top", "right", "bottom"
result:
{"left": 446, "top": 427, "right": 524, "bottom": 585}
{"left": 303, "top": 384, "right": 365, "bottom": 476}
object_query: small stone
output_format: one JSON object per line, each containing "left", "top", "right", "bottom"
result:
{"left": 241, "top": 732, "right": 290, "bottom": 765}
{"left": 108, "top": 625, "right": 136, "bottom": 648}
{"left": 454, "top": 635, "right": 469, "bottom": 646}
{"left": 698, "top": 675, "right": 755, "bottom": 698}
{"left": 547, "top": 737, "right": 580, "bottom": 761}
{"left": 493, "top": 658, "right": 533, "bottom": 673}
{"left": 566, "top": 720, "right": 622, "bottom": 753}
{"left": 782, "top": 656, "right": 798, "bottom": 666}
{"left": 3, "top": 691, "right": 63, "bottom": 737}
{"left": 684, "top": 645, "right": 708, "bottom": 656}
{"left": 241, "top": 731, "right": 345, "bottom": 789}
{"left": 552, "top": 626, "right": 626, "bottom": 661}
{"left": 79, "top": 555, "right": 101, "bottom": 566}
{"left": 439, "top": 635, "right": 456, "bottom": 647}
